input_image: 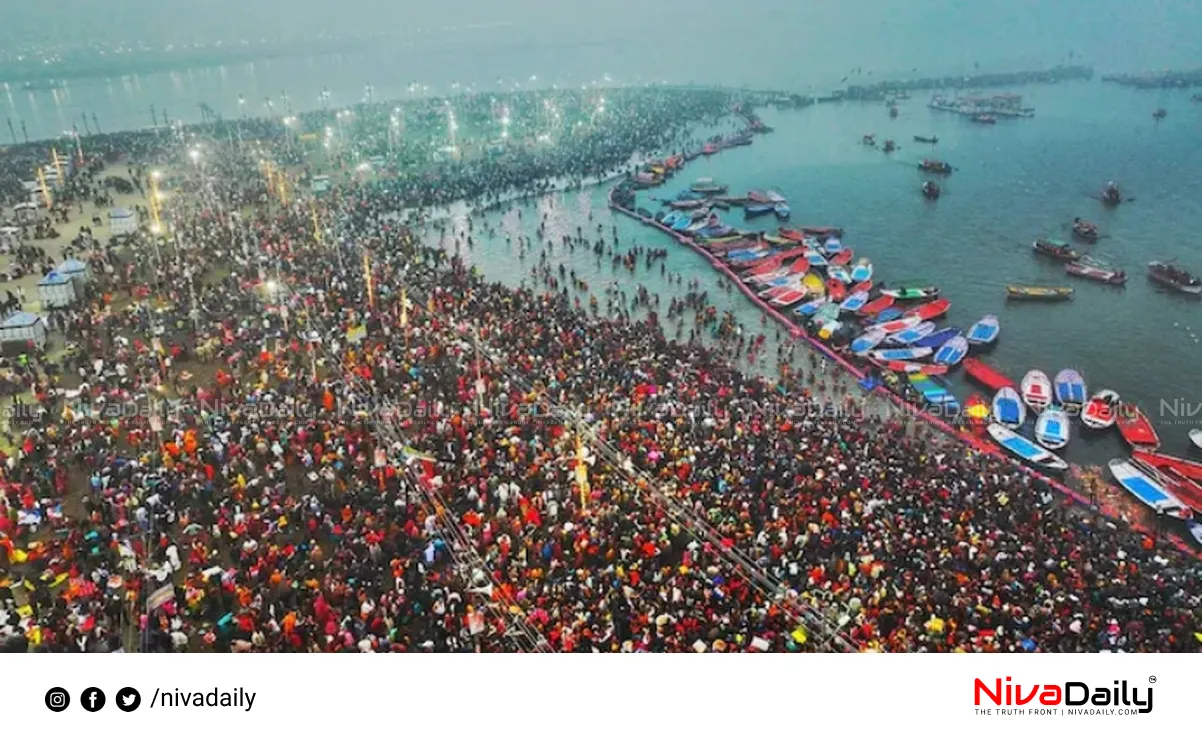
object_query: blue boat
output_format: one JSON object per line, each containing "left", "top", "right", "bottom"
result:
{"left": 850, "top": 328, "right": 887, "bottom": 354}
{"left": 823, "top": 237, "right": 842, "bottom": 255}
{"left": 670, "top": 215, "right": 694, "bottom": 231}
{"left": 991, "top": 387, "right": 1026, "bottom": 429}
{"left": 1109, "top": 459, "right": 1192, "bottom": 518}
{"left": 774, "top": 203, "right": 791, "bottom": 219}
{"left": 913, "top": 326, "right": 962, "bottom": 349}
{"left": 874, "top": 308, "right": 904, "bottom": 323}
{"left": 745, "top": 203, "right": 775, "bottom": 217}
{"left": 933, "top": 335, "right": 969, "bottom": 366}
{"left": 966, "top": 314, "right": 1000, "bottom": 345}
{"left": 1034, "top": 406, "right": 1071, "bottom": 450}
{"left": 840, "top": 291, "right": 869, "bottom": 313}
{"left": 659, "top": 211, "right": 681, "bottom": 225}
{"left": 795, "top": 298, "right": 827, "bottom": 317}
{"left": 850, "top": 259, "right": 873, "bottom": 283}
{"left": 870, "top": 347, "right": 934, "bottom": 362}
{"left": 908, "top": 372, "right": 960, "bottom": 413}
{"left": 674, "top": 190, "right": 702, "bottom": 200}
{"left": 887, "top": 320, "right": 936, "bottom": 346}
{"left": 803, "top": 251, "right": 828, "bottom": 268}
{"left": 989, "top": 424, "right": 1068, "bottom": 471}
{"left": 1053, "top": 369, "right": 1087, "bottom": 409}
{"left": 697, "top": 225, "right": 736, "bottom": 239}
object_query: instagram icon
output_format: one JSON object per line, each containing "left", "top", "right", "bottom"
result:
{"left": 44, "top": 687, "right": 70, "bottom": 712}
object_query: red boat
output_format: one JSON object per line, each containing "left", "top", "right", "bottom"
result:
{"left": 786, "top": 256, "right": 811, "bottom": 274}
{"left": 1065, "top": 259, "right": 1127, "bottom": 285}
{"left": 884, "top": 360, "right": 950, "bottom": 375}
{"left": 1132, "top": 449, "right": 1202, "bottom": 484}
{"left": 828, "top": 249, "right": 853, "bottom": 266}
{"left": 827, "top": 278, "right": 847, "bottom": 302}
{"left": 857, "top": 295, "right": 896, "bottom": 317}
{"left": 1133, "top": 458, "right": 1202, "bottom": 512}
{"left": 962, "top": 357, "right": 1018, "bottom": 392}
{"left": 1116, "top": 405, "right": 1161, "bottom": 450}
{"left": 850, "top": 280, "right": 873, "bottom": 295}
{"left": 903, "top": 297, "right": 951, "bottom": 321}
{"left": 778, "top": 226, "right": 843, "bottom": 242}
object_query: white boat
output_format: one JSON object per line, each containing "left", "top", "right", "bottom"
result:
{"left": 850, "top": 328, "right": 887, "bottom": 354}
{"left": 991, "top": 387, "right": 1026, "bottom": 429}
{"left": 966, "top": 314, "right": 1000, "bottom": 345}
{"left": 988, "top": 423, "right": 1068, "bottom": 471}
{"left": 1034, "top": 405, "right": 1071, "bottom": 450}
{"left": 887, "top": 320, "right": 936, "bottom": 346}
{"left": 1191, "top": 429, "right": 1202, "bottom": 450}
{"left": 1080, "top": 389, "right": 1120, "bottom": 430}
{"left": 1021, "top": 369, "right": 1052, "bottom": 412}
{"left": 1108, "top": 459, "right": 1192, "bottom": 519}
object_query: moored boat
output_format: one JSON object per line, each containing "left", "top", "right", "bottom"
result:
{"left": 827, "top": 265, "right": 852, "bottom": 283}
{"left": 913, "top": 326, "right": 961, "bottom": 349}
{"left": 850, "top": 328, "right": 888, "bottom": 354}
{"left": 991, "top": 387, "right": 1026, "bottom": 429}
{"left": 882, "top": 139, "right": 897, "bottom": 153}
{"left": 1065, "top": 257, "right": 1127, "bottom": 285}
{"left": 918, "top": 159, "right": 952, "bottom": 174}
{"left": 883, "top": 361, "right": 949, "bottom": 375}
{"left": 857, "top": 295, "right": 895, "bottom": 317}
{"left": 972, "top": 114, "right": 996, "bottom": 124}
{"left": 745, "top": 203, "right": 775, "bottom": 218}
{"left": 908, "top": 373, "right": 959, "bottom": 413}
{"left": 1117, "top": 405, "right": 1160, "bottom": 450}
{"left": 773, "top": 202, "right": 791, "bottom": 220}
{"left": 1131, "top": 450, "right": 1202, "bottom": 486}
{"left": 870, "top": 346, "right": 934, "bottom": 362}
{"left": 1081, "top": 389, "right": 1120, "bottom": 429}
{"left": 1053, "top": 369, "right": 1087, "bottom": 411}
{"left": 1147, "top": 260, "right": 1202, "bottom": 295}
{"left": 769, "top": 288, "right": 807, "bottom": 307}
{"left": 880, "top": 283, "right": 939, "bottom": 301}
{"left": 887, "top": 320, "right": 936, "bottom": 346}
{"left": 1032, "top": 238, "right": 1080, "bottom": 262}
{"left": 1109, "top": 459, "right": 1191, "bottom": 519}
{"left": 903, "top": 297, "right": 951, "bottom": 320}
{"left": 1071, "top": 218, "right": 1099, "bottom": 242}
{"left": 989, "top": 424, "right": 1068, "bottom": 471}
{"left": 850, "top": 259, "right": 873, "bottom": 283}
{"left": 1192, "top": 429, "right": 1202, "bottom": 450}
{"left": 913, "top": 135, "right": 938, "bottom": 144}
{"left": 933, "top": 335, "right": 969, "bottom": 366}
{"left": 1006, "top": 285, "right": 1073, "bottom": 301}
{"left": 963, "top": 357, "right": 1017, "bottom": 392}
{"left": 1100, "top": 180, "right": 1122, "bottom": 205}
{"left": 826, "top": 277, "right": 847, "bottom": 303}
{"left": 921, "top": 180, "right": 940, "bottom": 199}
{"left": 690, "top": 178, "right": 728, "bottom": 194}
{"left": 839, "top": 291, "right": 869, "bottom": 313}
{"left": 965, "top": 314, "right": 1000, "bottom": 345}
{"left": 1021, "top": 369, "right": 1052, "bottom": 412}
{"left": 1035, "top": 406, "right": 1071, "bottom": 450}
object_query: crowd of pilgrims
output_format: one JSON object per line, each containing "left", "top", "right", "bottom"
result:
{"left": 1, "top": 86, "right": 1200, "bottom": 654}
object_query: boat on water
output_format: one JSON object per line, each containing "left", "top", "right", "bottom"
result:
{"left": 1117, "top": 405, "right": 1160, "bottom": 449}
{"left": 918, "top": 159, "right": 953, "bottom": 174}
{"left": 883, "top": 361, "right": 949, "bottom": 375}
{"left": 1147, "top": 260, "right": 1202, "bottom": 295}
{"left": 862, "top": 133, "right": 876, "bottom": 146}
{"left": 870, "top": 314, "right": 922, "bottom": 334}
{"left": 972, "top": 114, "right": 996, "bottom": 124}
{"left": 827, "top": 265, "right": 852, "bottom": 284}
{"left": 1153, "top": 107, "right": 1167, "bottom": 120}
{"left": 922, "top": 181, "right": 941, "bottom": 199}
{"left": 913, "top": 135, "right": 939, "bottom": 144}
{"left": 851, "top": 328, "right": 888, "bottom": 354}
{"left": 1192, "top": 429, "right": 1202, "bottom": 450}
{"left": 840, "top": 291, "right": 870, "bottom": 313}
{"left": 745, "top": 203, "right": 775, "bottom": 218}
{"left": 870, "top": 346, "right": 934, "bottom": 362}
{"left": 908, "top": 373, "right": 959, "bottom": 413}
{"left": 882, "top": 139, "right": 897, "bottom": 153}
{"left": 992, "top": 387, "right": 1026, "bottom": 429}
{"left": 690, "top": 177, "right": 726, "bottom": 194}
{"left": 857, "top": 295, "right": 895, "bottom": 317}
{"left": 773, "top": 203, "right": 791, "bottom": 220}
{"left": 880, "top": 283, "right": 938, "bottom": 301}
{"left": 827, "top": 249, "right": 854, "bottom": 267}
{"left": 765, "top": 190, "right": 787, "bottom": 203}
{"left": 965, "top": 315, "right": 1000, "bottom": 345}
{"left": 1032, "top": 238, "right": 1080, "bottom": 262}
{"left": 887, "top": 320, "right": 936, "bottom": 346}
{"left": 1021, "top": 370, "right": 1052, "bottom": 412}
{"left": 1081, "top": 390, "right": 1120, "bottom": 429}
{"left": 989, "top": 424, "right": 1068, "bottom": 471}
{"left": 1109, "top": 459, "right": 1192, "bottom": 519}
{"left": 963, "top": 357, "right": 1017, "bottom": 392}
{"left": 850, "top": 259, "right": 873, "bottom": 283}
{"left": 873, "top": 308, "right": 904, "bottom": 324}
{"left": 933, "top": 335, "right": 969, "bottom": 366}
{"left": 1071, "top": 218, "right": 1099, "bottom": 242}
{"left": 1006, "top": 285, "right": 1073, "bottom": 301}
{"left": 826, "top": 278, "right": 847, "bottom": 303}
{"left": 769, "top": 289, "right": 808, "bottom": 307}
{"left": 913, "top": 326, "right": 962, "bottom": 349}
{"left": 795, "top": 298, "right": 827, "bottom": 317}
{"left": 1065, "top": 257, "right": 1127, "bottom": 285}
{"left": 801, "top": 273, "right": 826, "bottom": 297}
{"left": 1131, "top": 450, "right": 1202, "bottom": 486}
{"left": 1053, "top": 369, "right": 1087, "bottom": 410}
{"left": 1035, "top": 406, "right": 1071, "bottom": 450}
{"left": 1100, "top": 180, "right": 1122, "bottom": 205}
{"left": 903, "top": 297, "right": 951, "bottom": 321}
{"left": 889, "top": 106, "right": 899, "bottom": 119}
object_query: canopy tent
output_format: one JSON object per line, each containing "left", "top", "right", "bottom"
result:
{"left": 109, "top": 207, "right": 138, "bottom": 236}
{"left": 37, "top": 271, "right": 76, "bottom": 308}
{"left": 0, "top": 310, "right": 47, "bottom": 351}
{"left": 57, "top": 257, "right": 90, "bottom": 284}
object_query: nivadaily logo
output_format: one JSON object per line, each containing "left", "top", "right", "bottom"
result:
{"left": 974, "top": 677, "right": 1154, "bottom": 716}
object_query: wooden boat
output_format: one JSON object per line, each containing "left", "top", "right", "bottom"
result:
{"left": 1021, "top": 369, "right": 1052, "bottom": 412}
{"left": 760, "top": 285, "right": 795, "bottom": 300}
{"left": 1065, "top": 257, "right": 1127, "bottom": 285}
{"left": 745, "top": 203, "right": 775, "bottom": 218}
{"left": 857, "top": 295, "right": 895, "bottom": 317}
{"left": 933, "top": 335, "right": 969, "bottom": 366}
{"left": 887, "top": 320, "right": 936, "bottom": 346}
{"left": 774, "top": 203, "right": 791, "bottom": 220}
{"left": 1100, "top": 181, "right": 1122, "bottom": 205}
{"left": 1033, "top": 238, "right": 1080, "bottom": 262}
{"left": 690, "top": 177, "right": 727, "bottom": 194}
{"left": 769, "top": 289, "right": 807, "bottom": 307}
{"left": 1035, "top": 406, "right": 1071, "bottom": 450}
{"left": 988, "top": 424, "right": 1068, "bottom": 471}
{"left": 765, "top": 190, "right": 787, "bottom": 203}
{"left": 882, "top": 139, "right": 897, "bottom": 153}
{"left": 922, "top": 181, "right": 940, "bottom": 199}
{"left": 795, "top": 298, "right": 826, "bottom": 317}
{"left": 992, "top": 387, "right": 1026, "bottom": 429}
{"left": 1192, "top": 429, "right": 1202, "bottom": 450}
{"left": 1006, "top": 285, "right": 1073, "bottom": 301}
{"left": 966, "top": 314, "right": 1000, "bottom": 345}
{"left": 903, "top": 298, "right": 951, "bottom": 321}
{"left": 801, "top": 273, "right": 826, "bottom": 297}
{"left": 873, "top": 308, "right": 904, "bottom": 324}
{"left": 850, "top": 328, "right": 888, "bottom": 354}
{"left": 762, "top": 233, "right": 794, "bottom": 246}
{"left": 964, "top": 394, "right": 991, "bottom": 430}
{"left": 849, "top": 279, "right": 873, "bottom": 296}
{"left": 827, "top": 265, "right": 852, "bottom": 284}
{"left": 1071, "top": 218, "right": 1099, "bottom": 242}
{"left": 870, "top": 314, "right": 922, "bottom": 334}
{"left": 1109, "top": 459, "right": 1192, "bottom": 519}
{"left": 913, "top": 135, "right": 938, "bottom": 144}
{"left": 747, "top": 190, "right": 772, "bottom": 203}
{"left": 826, "top": 278, "right": 847, "bottom": 303}
{"left": 963, "top": 358, "right": 1017, "bottom": 392}
{"left": 1138, "top": 465, "right": 1202, "bottom": 514}
{"left": 908, "top": 373, "right": 959, "bottom": 413}
{"left": 913, "top": 326, "right": 961, "bottom": 349}
{"left": 1117, "top": 405, "right": 1160, "bottom": 450}
{"left": 1131, "top": 450, "right": 1202, "bottom": 485}
{"left": 971, "top": 114, "right": 996, "bottom": 124}
{"left": 840, "top": 291, "right": 869, "bottom": 313}
{"left": 827, "top": 250, "right": 853, "bottom": 267}
{"left": 918, "top": 159, "right": 952, "bottom": 174}
{"left": 1053, "top": 369, "right": 1087, "bottom": 410}
{"left": 1147, "top": 260, "right": 1202, "bottom": 295}
{"left": 1080, "top": 389, "right": 1120, "bottom": 429}
{"left": 786, "top": 256, "right": 811, "bottom": 275}
{"left": 883, "top": 361, "right": 948, "bottom": 375}
{"left": 881, "top": 284, "right": 939, "bottom": 301}
{"left": 870, "top": 347, "right": 934, "bottom": 362}
{"left": 850, "top": 259, "right": 873, "bottom": 283}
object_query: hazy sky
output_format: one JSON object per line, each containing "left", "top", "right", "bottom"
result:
{"left": 4, "top": 0, "right": 1200, "bottom": 78}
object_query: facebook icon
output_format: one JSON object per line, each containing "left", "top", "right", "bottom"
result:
{"left": 80, "top": 687, "right": 106, "bottom": 712}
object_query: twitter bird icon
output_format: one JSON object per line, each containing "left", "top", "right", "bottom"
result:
{"left": 116, "top": 687, "right": 141, "bottom": 712}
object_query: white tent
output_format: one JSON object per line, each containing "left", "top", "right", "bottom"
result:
{"left": 37, "top": 271, "right": 77, "bottom": 308}
{"left": 58, "top": 258, "right": 90, "bottom": 284}
{"left": 109, "top": 207, "right": 138, "bottom": 236}
{"left": 0, "top": 311, "right": 47, "bottom": 350}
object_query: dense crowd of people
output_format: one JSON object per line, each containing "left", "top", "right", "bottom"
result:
{"left": 1, "top": 87, "right": 1200, "bottom": 654}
